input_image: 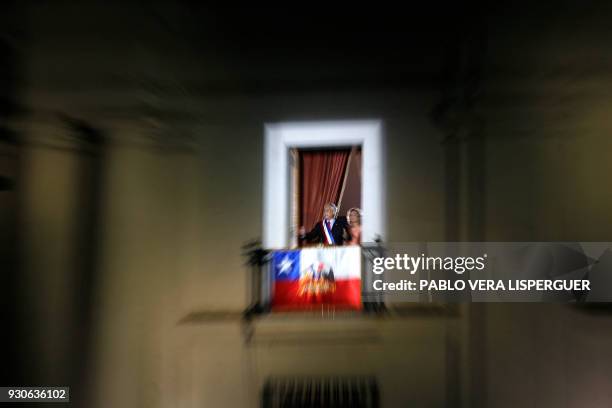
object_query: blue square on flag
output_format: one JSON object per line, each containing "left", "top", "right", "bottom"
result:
{"left": 273, "top": 250, "right": 300, "bottom": 281}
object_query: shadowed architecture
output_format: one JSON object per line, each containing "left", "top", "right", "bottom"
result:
{"left": 2, "top": 2, "right": 612, "bottom": 407}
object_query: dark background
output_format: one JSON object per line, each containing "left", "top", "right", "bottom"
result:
{"left": 1, "top": 1, "right": 612, "bottom": 407}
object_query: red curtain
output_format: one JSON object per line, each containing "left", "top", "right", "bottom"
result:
{"left": 299, "top": 149, "right": 351, "bottom": 238}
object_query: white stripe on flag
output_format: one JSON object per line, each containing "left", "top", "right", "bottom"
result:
{"left": 299, "top": 246, "right": 361, "bottom": 280}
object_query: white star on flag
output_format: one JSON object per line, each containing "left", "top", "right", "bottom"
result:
{"left": 278, "top": 255, "right": 293, "bottom": 274}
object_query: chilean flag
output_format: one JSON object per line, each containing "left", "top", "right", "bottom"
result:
{"left": 271, "top": 246, "right": 362, "bottom": 311}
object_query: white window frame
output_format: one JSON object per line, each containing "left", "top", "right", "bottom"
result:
{"left": 263, "top": 120, "right": 385, "bottom": 248}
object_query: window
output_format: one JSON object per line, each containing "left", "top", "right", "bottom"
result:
{"left": 263, "top": 120, "right": 385, "bottom": 249}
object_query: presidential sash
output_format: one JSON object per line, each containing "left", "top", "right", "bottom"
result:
{"left": 322, "top": 220, "right": 335, "bottom": 245}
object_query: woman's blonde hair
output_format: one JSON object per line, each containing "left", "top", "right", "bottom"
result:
{"left": 347, "top": 207, "right": 362, "bottom": 224}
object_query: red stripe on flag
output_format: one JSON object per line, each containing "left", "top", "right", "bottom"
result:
{"left": 272, "top": 279, "right": 362, "bottom": 311}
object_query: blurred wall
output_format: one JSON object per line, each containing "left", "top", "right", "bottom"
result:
{"left": 465, "top": 4, "right": 612, "bottom": 407}
{"left": 5, "top": 2, "right": 612, "bottom": 408}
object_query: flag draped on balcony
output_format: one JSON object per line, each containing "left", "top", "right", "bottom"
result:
{"left": 271, "top": 246, "right": 362, "bottom": 310}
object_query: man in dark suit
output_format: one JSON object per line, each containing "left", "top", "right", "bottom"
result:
{"left": 299, "top": 203, "right": 351, "bottom": 246}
